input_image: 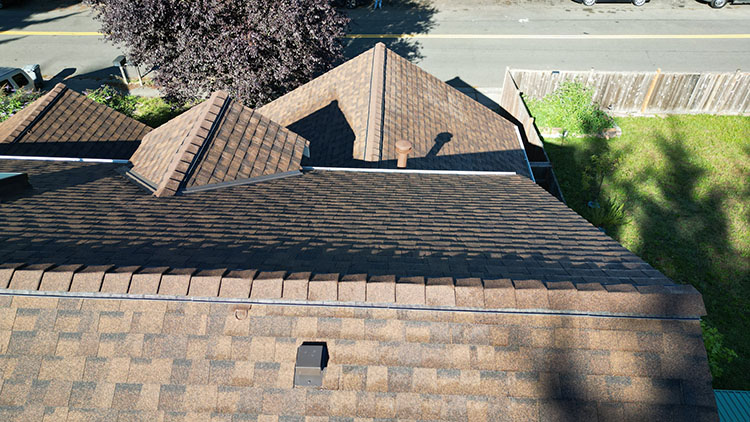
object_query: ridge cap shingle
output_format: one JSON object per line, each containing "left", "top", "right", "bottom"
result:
{"left": 0, "top": 263, "right": 706, "bottom": 318}
{"left": 363, "top": 42, "right": 387, "bottom": 162}
{"left": 154, "top": 91, "right": 229, "bottom": 197}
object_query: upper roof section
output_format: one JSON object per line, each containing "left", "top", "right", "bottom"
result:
{"left": 1, "top": 160, "right": 676, "bottom": 293}
{"left": 258, "top": 43, "right": 531, "bottom": 176}
{"left": 0, "top": 83, "right": 152, "bottom": 159}
{"left": 128, "top": 91, "right": 308, "bottom": 197}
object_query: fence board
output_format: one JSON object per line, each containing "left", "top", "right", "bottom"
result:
{"left": 508, "top": 69, "right": 750, "bottom": 115}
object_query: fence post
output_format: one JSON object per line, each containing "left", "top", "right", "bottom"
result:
{"left": 640, "top": 68, "right": 661, "bottom": 114}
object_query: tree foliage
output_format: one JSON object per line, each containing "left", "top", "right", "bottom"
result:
{"left": 87, "top": 0, "right": 349, "bottom": 107}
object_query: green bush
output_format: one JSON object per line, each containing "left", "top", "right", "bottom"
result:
{"left": 702, "top": 320, "right": 738, "bottom": 379}
{"left": 0, "top": 89, "right": 42, "bottom": 123}
{"left": 85, "top": 84, "right": 189, "bottom": 128}
{"left": 524, "top": 81, "right": 613, "bottom": 136}
{"left": 85, "top": 85, "right": 138, "bottom": 117}
{"left": 132, "top": 97, "right": 190, "bottom": 128}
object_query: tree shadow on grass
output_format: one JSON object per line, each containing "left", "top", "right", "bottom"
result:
{"left": 343, "top": 0, "right": 437, "bottom": 63}
{"left": 545, "top": 117, "right": 750, "bottom": 389}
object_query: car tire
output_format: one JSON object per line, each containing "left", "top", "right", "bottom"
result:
{"left": 582, "top": 0, "right": 596, "bottom": 5}
{"left": 710, "top": 0, "right": 727, "bottom": 8}
{"left": 632, "top": 0, "right": 646, "bottom": 5}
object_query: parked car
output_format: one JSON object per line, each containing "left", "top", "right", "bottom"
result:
{"left": 705, "top": 0, "right": 750, "bottom": 8}
{"left": 581, "top": 0, "right": 648, "bottom": 5}
{"left": 0, "top": 66, "right": 43, "bottom": 94}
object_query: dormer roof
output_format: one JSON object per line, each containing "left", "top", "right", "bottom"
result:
{"left": 128, "top": 91, "right": 308, "bottom": 197}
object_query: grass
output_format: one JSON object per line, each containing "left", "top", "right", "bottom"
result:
{"left": 85, "top": 85, "right": 191, "bottom": 128}
{"left": 524, "top": 81, "right": 614, "bottom": 136}
{"left": 544, "top": 114, "right": 750, "bottom": 389}
{"left": 0, "top": 89, "right": 42, "bottom": 123}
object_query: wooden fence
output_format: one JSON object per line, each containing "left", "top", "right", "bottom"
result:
{"left": 509, "top": 69, "right": 750, "bottom": 115}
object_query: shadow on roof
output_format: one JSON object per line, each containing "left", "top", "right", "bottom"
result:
{"left": 290, "top": 101, "right": 356, "bottom": 168}
{"left": 0, "top": 140, "right": 140, "bottom": 160}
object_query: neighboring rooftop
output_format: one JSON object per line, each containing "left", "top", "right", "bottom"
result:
{"left": 259, "top": 43, "right": 531, "bottom": 176}
{"left": 128, "top": 91, "right": 308, "bottom": 197}
{"left": 0, "top": 83, "right": 152, "bottom": 159}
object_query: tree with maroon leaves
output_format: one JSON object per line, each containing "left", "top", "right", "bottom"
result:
{"left": 87, "top": 0, "right": 349, "bottom": 107}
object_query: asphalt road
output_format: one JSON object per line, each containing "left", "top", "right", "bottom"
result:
{"left": 1, "top": 0, "right": 749, "bottom": 101}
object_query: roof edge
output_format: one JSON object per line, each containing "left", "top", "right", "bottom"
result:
{"left": 0, "top": 263, "right": 707, "bottom": 318}
{"left": 5, "top": 83, "right": 67, "bottom": 143}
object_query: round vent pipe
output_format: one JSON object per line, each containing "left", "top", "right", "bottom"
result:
{"left": 396, "top": 141, "right": 413, "bottom": 168}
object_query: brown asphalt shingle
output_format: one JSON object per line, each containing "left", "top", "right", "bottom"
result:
{"left": 1, "top": 160, "right": 671, "bottom": 288}
{"left": 0, "top": 83, "right": 152, "bottom": 159}
{"left": 129, "top": 91, "right": 307, "bottom": 197}
{"left": 259, "top": 43, "right": 531, "bottom": 176}
{"left": 0, "top": 295, "right": 719, "bottom": 421}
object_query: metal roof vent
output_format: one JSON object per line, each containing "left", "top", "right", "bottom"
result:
{"left": 294, "top": 342, "right": 328, "bottom": 387}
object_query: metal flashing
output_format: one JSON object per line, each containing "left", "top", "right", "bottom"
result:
{"left": 180, "top": 170, "right": 302, "bottom": 193}
{"left": 0, "top": 155, "right": 130, "bottom": 164}
{"left": 0, "top": 288, "right": 701, "bottom": 321}
{"left": 302, "top": 166, "right": 517, "bottom": 176}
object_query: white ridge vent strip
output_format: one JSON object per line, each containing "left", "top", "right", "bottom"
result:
{"left": 0, "top": 155, "right": 130, "bottom": 164}
{"left": 302, "top": 166, "right": 517, "bottom": 176}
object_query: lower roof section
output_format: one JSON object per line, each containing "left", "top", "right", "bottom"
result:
{"left": 0, "top": 294, "right": 718, "bottom": 421}
{"left": 0, "top": 159, "right": 674, "bottom": 290}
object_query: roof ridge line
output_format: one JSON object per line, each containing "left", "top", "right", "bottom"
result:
{"left": 0, "top": 263, "right": 707, "bottom": 319}
{"left": 7, "top": 83, "right": 67, "bottom": 143}
{"left": 363, "top": 42, "right": 386, "bottom": 162}
{"left": 154, "top": 90, "right": 230, "bottom": 197}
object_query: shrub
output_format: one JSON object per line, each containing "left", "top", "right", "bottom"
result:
{"left": 86, "top": 0, "right": 349, "bottom": 107}
{"left": 85, "top": 85, "right": 138, "bottom": 117}
{"left": 524, "top": 81, "right": 613, "bottom": 136}
{"left": 702, "top": 320, "right": 738, "bottom": 379}
{"left": 0, "top": 89, "right": 42, "bottom": 123}
{"left": 85, "top": 85, "right": 190, "bottom": 128}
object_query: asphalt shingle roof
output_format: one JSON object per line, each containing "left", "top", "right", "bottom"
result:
{"left": 0, "top": 83, "right": 152, "bottom": 159}
{"left": 1, "top": 159, "right": 673, "bottom": 289}
{"left": 259, "top": 43, "right": 531, "bottom": 175}
{"left": 129, "top": 91, "right": 308, "bottom": 197}
{"left": 0, "top": 46, "right": 718, "bottom": 421}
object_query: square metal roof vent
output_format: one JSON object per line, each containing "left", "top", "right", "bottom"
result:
{"left": 0, "top": 172, "right": 30, "bottom": 197}
{"left": 294, "top": 342, "right": 328, "bottom": 387}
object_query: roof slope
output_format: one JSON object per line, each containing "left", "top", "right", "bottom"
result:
{"left": 129, "top": 91, "right": 308, "bottom": 197}
{"left": 259, "top": 43, "right": 530, "bottom": 175}
{"left": 0, "top": 292, "right": 717, "bottom": 421}
{"left": 0, "top": 83, "right": 151, "bottom": 159}
{"left": 1, "top": 160, "right": 673, "bottom": 288}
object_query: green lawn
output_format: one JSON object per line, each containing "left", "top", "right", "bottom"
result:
{"left": 543, "top": 115, "right": 750, "bottom": 389}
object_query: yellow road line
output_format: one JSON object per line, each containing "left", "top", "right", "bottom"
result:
{"left": 2, "top": 30, "right": 749, "bottom": 40}
{"left": 346, "top": 33, "right": 750, "bottom": 40}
